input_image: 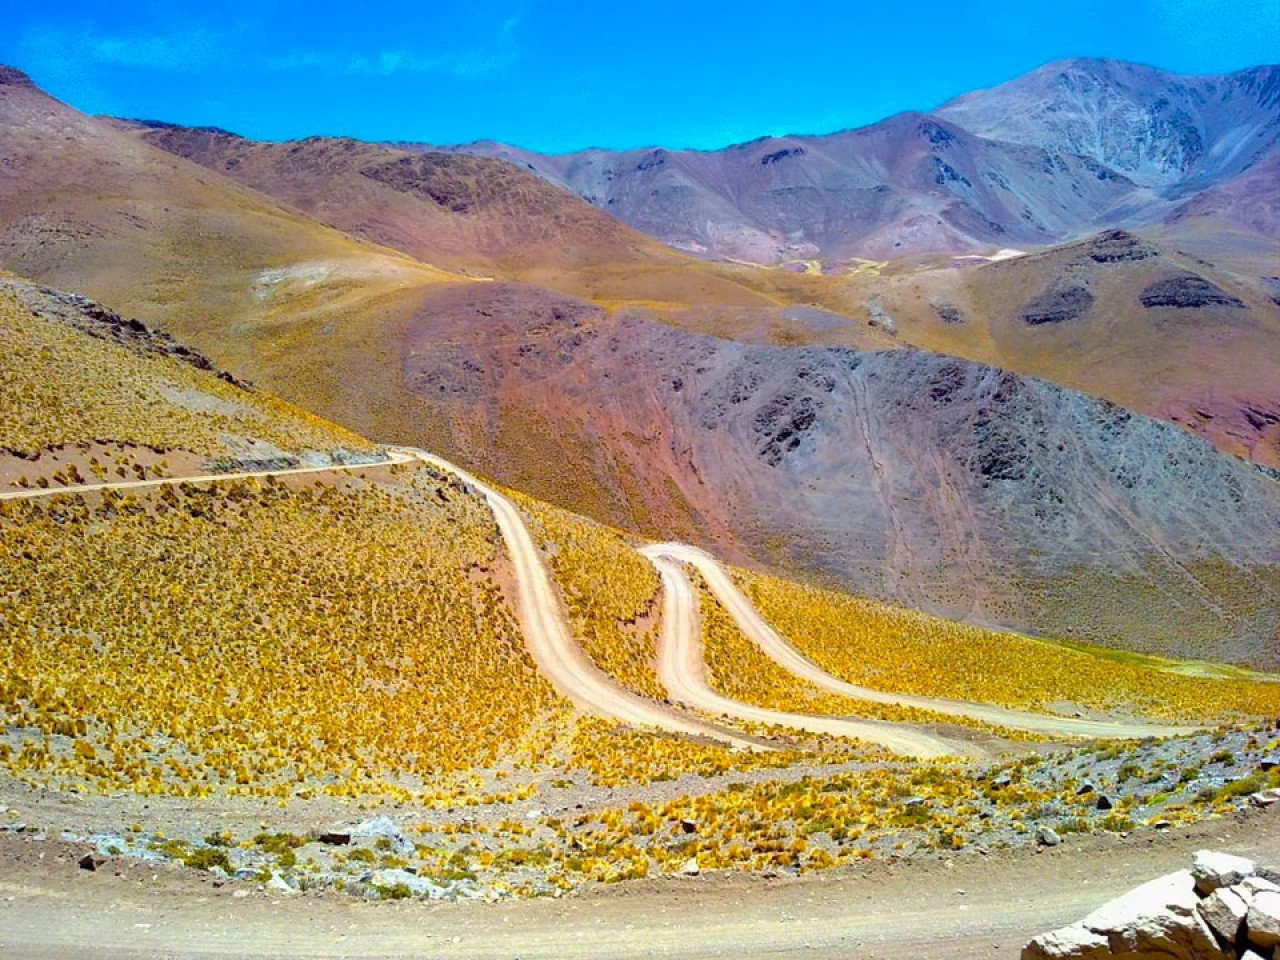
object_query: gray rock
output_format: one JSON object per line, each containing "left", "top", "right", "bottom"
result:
{"left": 1246, "top": 889, "right": 1280, "bottom": 947}
{"left": 1022, "top": 283, "right": 1094, "bottom": 326}
{"left": 370, "top": 868, "right": 438, "bottom": 898}
{"left": 1197, "top": 885, "right": 1248, "bottom": 943}
{"left": 350, "top": 816, "right": 412, "bottom": 855}
{"left": 265, "top": 872, "right": 298, "bottom": 895}
{"left": 1036, "top": 826, "right": 1062, "bottom": 848}
{"left": 1191, "top": 849, "right": 1256, "bottom": 895}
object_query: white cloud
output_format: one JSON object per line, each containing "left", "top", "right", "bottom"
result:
{"left": 21, "top": 22, "right": 226, "bottom": 73}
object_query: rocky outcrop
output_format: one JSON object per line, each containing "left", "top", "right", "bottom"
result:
{"left": 1022, "top": 283, "right": 1095, "bottom": 325}
{"left": 1023, "top": 851, "right": 1280, "bottom": 959}
{"left": 6, "top": 280, "right": 251, "bottom": 389}
{"left": 0, "top": 66, "right": 35, "bottom": 89}
{"left": 1139, "top": 273, "right": 1246, "bottom": 309}
{"left": 1087, "top": 229, "right": 1158, "bottom": 263}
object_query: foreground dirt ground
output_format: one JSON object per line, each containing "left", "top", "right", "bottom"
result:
{"left": 2, "top": 805, "right": 1277, "bottom": 959}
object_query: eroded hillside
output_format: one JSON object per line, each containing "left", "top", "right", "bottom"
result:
{"left": 401, "top": 282, "right": 1280, "bottom": 665}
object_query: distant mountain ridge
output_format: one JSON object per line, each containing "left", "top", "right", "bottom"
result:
{"left": 409, "top": 59, "right": 1280, "bottom": 262}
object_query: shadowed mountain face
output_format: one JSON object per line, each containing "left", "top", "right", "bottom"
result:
{"left": 405, "top": 283, "right": 1280, "bottom": 666}
{"left": 120, "top": 121, "right": 682, "bottom": 274}
{"left": 422, "top": 60, "right": 1279, "bottom": 263}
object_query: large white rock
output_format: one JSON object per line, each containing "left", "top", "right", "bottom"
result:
{"left": 1246, "top": 889, "right": 1280, "bottom": 947}
{"left": 1023, "top": 870, "right": 1229, "bottom": 960}
{"left": 1191, "top": 849, "right": 1256, "bottom": 895}
{"left": 1083, "top": 870, "right": 1224, "bottom": 958}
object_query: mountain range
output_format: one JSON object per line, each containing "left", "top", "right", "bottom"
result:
{"left": 413, "top": 59, "right": 1280, "bottom": 263}
{"left": 1, "top": 57, "right": 1278, "bottom": 663}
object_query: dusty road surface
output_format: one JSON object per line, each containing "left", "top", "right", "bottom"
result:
{"left": 408, "top": 451, "right": 761, "bottom": 749}
{"left": 645, "top": 542, "right": 1198, "bottom": 741}
{"left": 644, "top": 551, "right": 967, "bottom": 759}
{"left": 2, "top": 809, "right": 1276, "bottom": 959}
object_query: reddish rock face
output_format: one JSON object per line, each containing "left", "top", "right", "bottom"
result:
{"left": 403, "top": 282, "right": 1280, "bottom": 666}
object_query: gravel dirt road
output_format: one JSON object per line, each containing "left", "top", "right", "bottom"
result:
{"left": 2, "top": 808, "right": 1276, "bottom": 959}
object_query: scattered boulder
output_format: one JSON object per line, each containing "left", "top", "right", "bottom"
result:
{"left": 1036, "top": 826, "right": 1062, "bottom": 848}
{"left": 1024, "top": 851, "right": 1280, "bottom": 959}
{"left": 316, "top": 831, "right": 351, "bottom": 846}
{"left": 350, "top": 816, "right": 413, "bottom": 856}
{"left": 679, "top": 857, "right": 700, "bottom": 877}
{"left": 1095, "top": 794, "right": 1114, "bottom": 812}
{"left": 680, "top": 818, "right": 698, "bottom": 835}
{"left": 1023, "top": 869, "right": 1219, "bottom": 959}
{"left": 370, "top": 868, "right": 439, "bottom": 898}
{"left": 1139, "top": 273, "right": 1245, "bottom": 309}
{"left": 265, "top": 872, "right": 298, "bottom": 895}
{"left": 78, "top": 853, "right": 104, "bottom": 872}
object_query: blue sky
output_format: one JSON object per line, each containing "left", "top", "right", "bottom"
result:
{"left": 4, "top": 0, "right": 1278, "bottom": 152}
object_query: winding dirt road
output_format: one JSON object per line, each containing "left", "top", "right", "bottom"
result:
{"left": 644, "top": 542, "right": 1199, "bottom": 741}
{"left": 0, "top": 447, "right": 1198, "bottom": 755}
{"left": 645, "top": 551, "right": 966, "bottom": 759}
{"left": 406, "top": 451, "right": 763, "bottom": 750}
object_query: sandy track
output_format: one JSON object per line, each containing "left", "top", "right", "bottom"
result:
{"left": 407, "top": 451, "right": 762, "bottom": 749}
{"left": 645, "top": 552, "right": 965, "bottom": 759}
{"left": 645, "top": 542, "right": 1199, "bottom": 741}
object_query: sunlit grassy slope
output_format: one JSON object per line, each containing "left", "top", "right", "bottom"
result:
{"left": 0, "top": 281, "right": 370, "bottom": 458}
{"left": 737, "top": 567, "right": 1280, "bottom": 724}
